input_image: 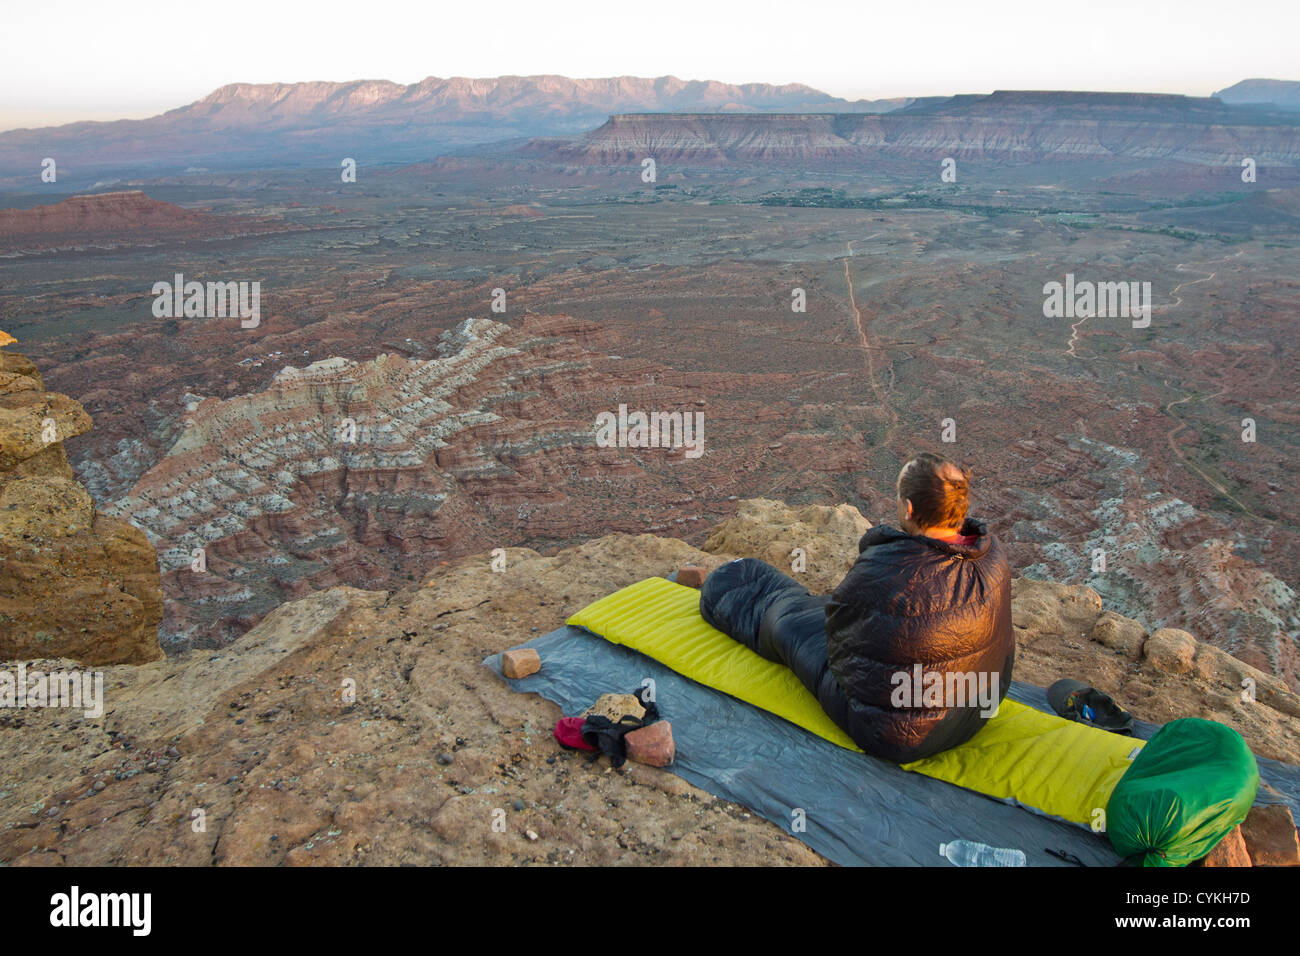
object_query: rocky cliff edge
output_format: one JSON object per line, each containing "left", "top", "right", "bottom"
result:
{"left": 2, "top": 495, "right": 1297, "bottom": 866}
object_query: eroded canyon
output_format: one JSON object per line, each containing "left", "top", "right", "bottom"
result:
{"left": 2, "top": 93, "right": 1296, "bottom": 690}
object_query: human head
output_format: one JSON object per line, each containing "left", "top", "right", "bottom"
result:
{"left": 895, "top": 453, "right": 970, "bottom": 534}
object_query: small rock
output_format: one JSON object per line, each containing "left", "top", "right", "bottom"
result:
{"left": 1241, "top": 804, "right": 1300, "bottom": 866}
{"left": 1200, "top": 826, "right": 1251, "bottom": 867}
{"left": 676, "top": 566, "right": 707, "bottom": 589}
{"left": 625, "top": 721, "right": 675, "bottom": 768}
{"left": 546, "top": 756, "right": 556, "bottom": 765}
{"left": 436, "top": 753, "right": 454, "bottom": 766}
{"left": 512, "top": 800, "right": 525, "bottom": 811}
{"left": 1144, "top": 628, "right": 1197, "bottom": 674}
{"left": 92, "top": 779, "right": 106, "bottom": 792}
{"left": 526, "top": 829, "right": 539, "bottom": 841}
{"left": 502, "top": 648, "right": 542, "bottom": 679}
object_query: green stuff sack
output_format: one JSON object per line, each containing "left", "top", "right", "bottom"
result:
{"left": 1105, "top": 718, "right": 1258, "bottom": 867}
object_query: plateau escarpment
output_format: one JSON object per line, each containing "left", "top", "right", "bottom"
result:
{"left": 518, "top": 92, "right": 1300, "bottom": 168}
{"left": 0, "top": 75, "right": 904, "bottom": 186}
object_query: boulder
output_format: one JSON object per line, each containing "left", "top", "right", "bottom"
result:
{"left": 702, "top": 498, "right": 869, "bottom": 593}
{"left": 1144, "top": 628, "right": 1197, "bottom": 674}
{"left": 1087, "top": 611, "right": 1146, "bottom": 659}
{"left": 1241, "top": 804, "right": 1300, "bottom": 866}
{"left": 1009, "top": 577, "right": 1103, "bottom": 647}
{"left": 1192, "top": 643, "right": 1300, "bottom": 720}
{"left": 0, "top": 389, "right": 91, "bottom": 473}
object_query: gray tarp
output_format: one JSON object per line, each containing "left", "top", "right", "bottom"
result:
{"left": 484, "top": 624, "right": 1300, "bottom": 867}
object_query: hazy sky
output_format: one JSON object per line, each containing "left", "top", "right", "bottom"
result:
{"left": 4, "top": 0, "right": 1298, "bottom": 130}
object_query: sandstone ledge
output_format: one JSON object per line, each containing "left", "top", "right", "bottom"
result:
{"left": 0, "top": 352, "right": 163, "bottom": 666}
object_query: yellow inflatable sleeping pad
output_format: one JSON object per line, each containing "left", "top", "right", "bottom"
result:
{"left": 566, "top": 576, "right": 1142, "bottom": 827}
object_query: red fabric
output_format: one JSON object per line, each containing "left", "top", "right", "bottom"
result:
{"left": 933, "top": 530, "right": 978, "bottom": 546}
{"left": 553, "top": 717, "right": 596, "bottom": 751}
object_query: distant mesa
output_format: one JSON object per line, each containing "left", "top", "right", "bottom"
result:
{"left": 0, "top": 190, "right": 287, "bottom": 253}
{"left": 1214, "top": 78, "right": 1300, "bottom": 112}
{"left": 0, "top": 190, "right": 205, "bottom": 237}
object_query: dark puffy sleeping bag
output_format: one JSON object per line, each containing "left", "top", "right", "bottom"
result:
{"left": 700, "top": 517, "right": 1016, "bottom": 762}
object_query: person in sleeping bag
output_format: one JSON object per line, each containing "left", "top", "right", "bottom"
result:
{"left": 700, "top": 452, "right": 1015, "bottom": 762}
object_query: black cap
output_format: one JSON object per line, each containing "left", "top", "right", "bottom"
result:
{"left": 1046, "top": 678, "right": 1135, "bottom": 735}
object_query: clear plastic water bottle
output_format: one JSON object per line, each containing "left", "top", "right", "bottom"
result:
{"left": 939, "top": 839, "right": 1027, "bottom": 866}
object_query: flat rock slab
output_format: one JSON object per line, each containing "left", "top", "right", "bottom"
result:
{"left": 583, "top": 693, "right": 645, "bottom": 723}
